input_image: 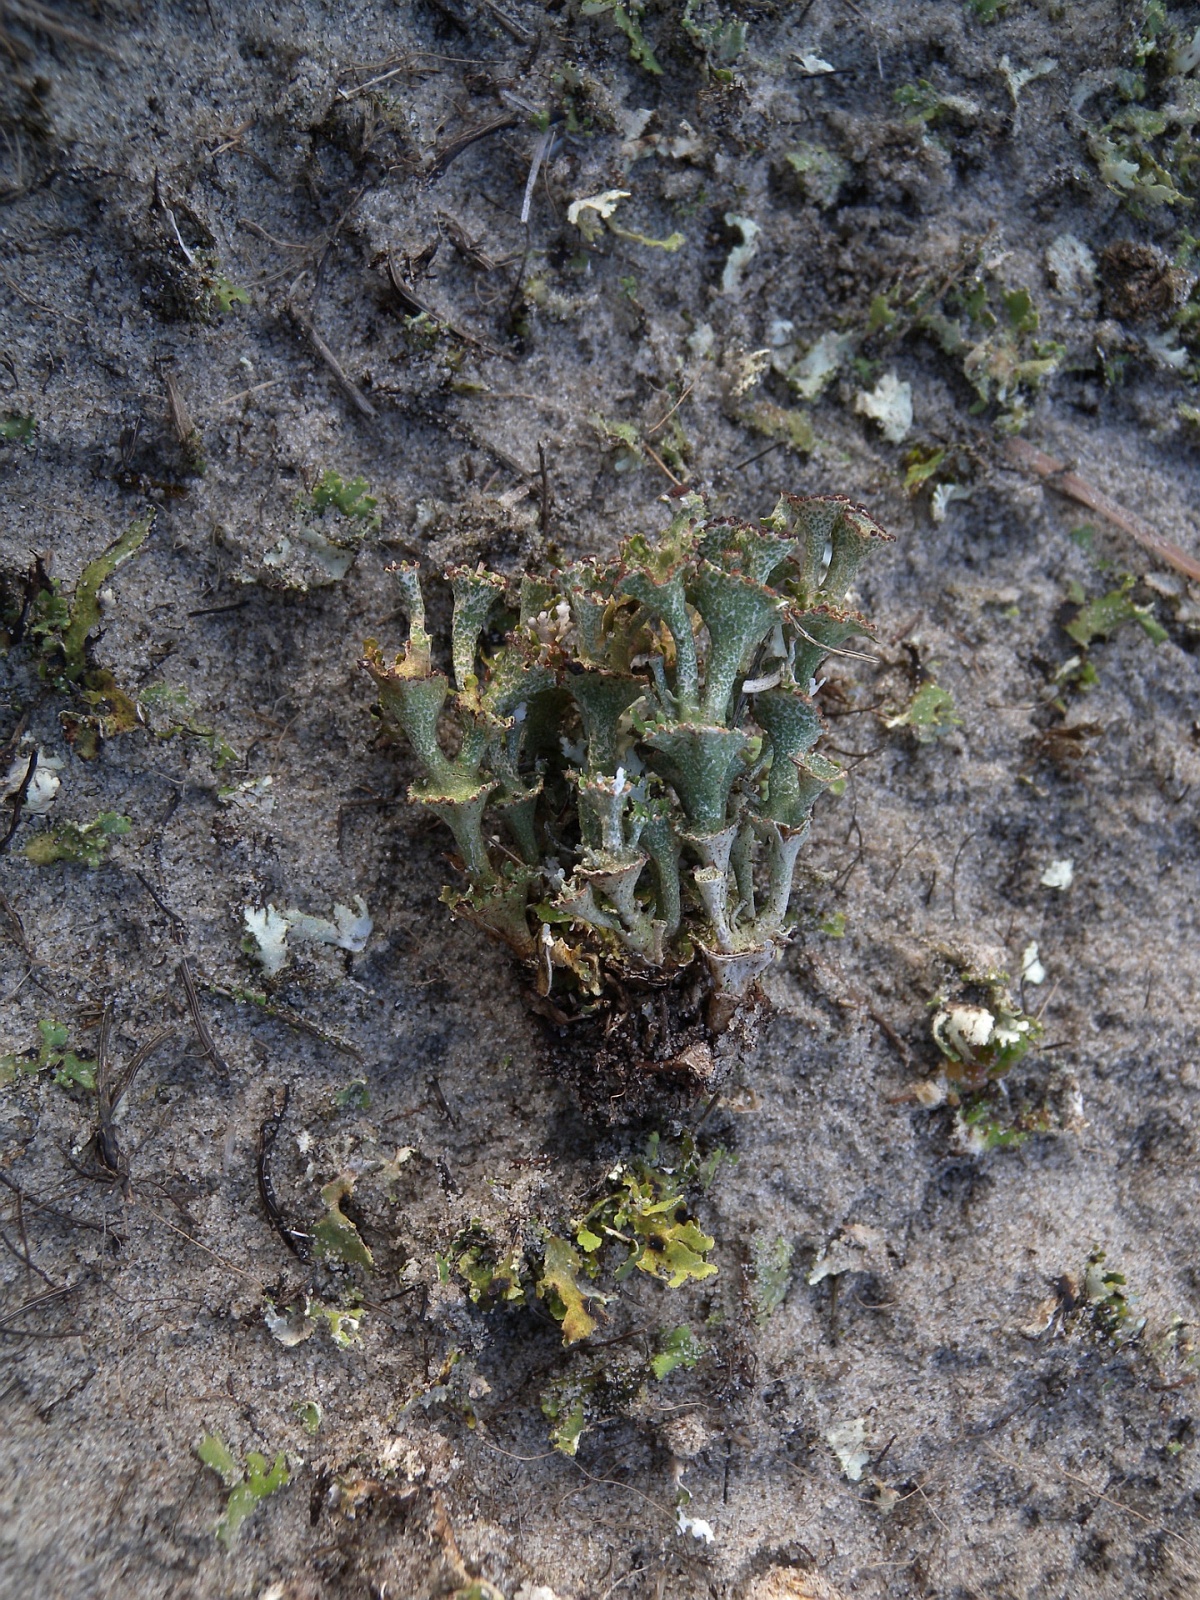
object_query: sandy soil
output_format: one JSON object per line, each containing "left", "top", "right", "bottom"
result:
{"left": 2, "top": 2, "right": 1200, "bottom": 1596}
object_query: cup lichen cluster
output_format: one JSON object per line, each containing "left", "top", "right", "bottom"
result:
{"left": 363, "top": 491, "right": 890, "bottom": 1081}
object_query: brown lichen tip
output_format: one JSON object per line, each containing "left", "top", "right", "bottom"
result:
{"left": 365, "top": 490, "right": 890, "bottom": 1103}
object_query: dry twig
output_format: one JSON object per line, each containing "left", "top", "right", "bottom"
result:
{"left": 286, "top": 300, "right": 378, "bottom": 420}
{"left": 1006, "top": 437, "right": 1200, "bottom": 582}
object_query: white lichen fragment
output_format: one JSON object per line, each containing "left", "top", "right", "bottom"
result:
{"left": 566, "top": 189, "right": 630, "bottom": 231}
{"left": 720, "top": 214, "right": 761, "bottom": 295}
{"left": 808, "top": 1223, "right": 888, "bottom": 1285}
{"left": 218, "top": 775, "right": 276, "bottom": 813}
{"left": 1, "top": 751, "right": 63, "bottom": 816}
{"left": 998, "top": 54, "right": 1057, "bottom": 131}
{"left": 243, "top": 904, "right": 291, "bottom": 977}
{"left": 264, "top": 1300, "right": 315, "bottom": 1348}
{"left": 726, "top": 347, "right": 772, "bottom": 396}
{"left": 826, "top": 1417, "right": 871, "bottom": 1482}
{"left": 789, "top": 329, "right": 855, "bottom": 400}
{"left": 854, "top": 373, "right": 913, "bottom": 443}
{"left": 286, "top": 897, "right": 373, "bottom": 954}
{"left": 1021, "top": 941, "right": 1046, "bottom": 985}
{"left": 1040, "top": 858, "right": 1074, "bottom": 891}
{"left": 913, "top": 1076, "right": 949, "bottom": 1107}
{"left": 935, "top": 1004, "right": 996, "bottom": 1056}
{"left": 930, "top": 482, "right": 973, "bottom": 523}
{"left": 1171, "top": 25, "right": 1200, "bottom": 74}
{"left": 794, "top": 50, "right": 835, "bottom": 75}
{"left": 1144, "top": 330, "right": 1188, "bottom": 370}
{"left": 677, "top": 1508, "right": 716, "bottom": 1544}
{"left": 687, "top": 322, "right": 716, "bottom": 359}
{"left": 243, "top": 896, "right": 373, "bottom": 975}
{"left": 1046, "top": 233, "right": 1096, "bottom": 298}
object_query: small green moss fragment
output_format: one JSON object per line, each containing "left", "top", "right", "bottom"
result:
{"left": 1066, "top": 577, "right": 1168, "bottom": 648}
{"left": 1001, "top": 287, "right": 1039, "bottom": 334}
{"left": 37, "top": 1020, "right": 69, "bottom": 1054}
{"left": 1085, "top": 1249, "right": 1146, "bottom": 1345}
{"left": 931, "top": 973, "right": 1042, "bottom": 1086}
{"left": 453, "top": 1224, "right": 527, "bottom": 1309}
{"left": 867, "top": 292, "right": 896, "bottom": 333}
{"left": 540, "top": 1347, "right": 648, "bottom": 1456}
{"left": 307, "top": 1296, "right": 366, "bottom": 1347}
{"left": 212, "top": 276, "right": 250, "bottom": 312}
{"left": 333, "top": 1078, "right": 370, "bottom": 1111}
{"left": 902, "top": 446, "right": 946, "bottom": 492}
{"left": 25, "top": 811, "right": 131, "bottom": 868}
{"left": 894, "top": 78, "right": 980, "bottom": 125}
{"left": 59, "top": 519, "right": 153, "bottom": 683}
{"left": 294, "top": 1400, "right": 322, "bottom": 1435}
{"left": 546, "top": 1396, "right": 587, "bottom": 1455}
{"left": 312, "top": 1176, "right": 374, "bottom": 1269}
{"left": 650, "top": 1322, "right": 705, "bottom": 1379}
{"left": 681, "top": 0, "right": 748, "bottom": 71}
{"left": 308, "top": 469, "right": 381, "bottom": 528}
{"left": 197, "top": 1433, "right": 241, "bottom": 1487}
{"left": 581, "top": 0, "right": 661, "bottom": 74}
{"left": 197, "top": 1434, "right": 289, "bottom": 1548}
{"left": 53, "top": 1051, "right": 97, "bottom": 1091}
{"left": 0, "top": 413, "right": 35, "bottom": 442}
{"left": 784, "top": 143, "right": 850, "bottom": 208}
{"left": 3, "top": 1020, "right": 98, "bottom": 1091}
{"left": 883, "top": 682, "right": 961, "bottom": 742}
{"left": 607, "top": 220, "right": 685, "bottom": 252}
{"left": 743, "top": 400, "right": 816, "bottom": 456}
{"left": 589, "top": 412, "right": 644, "bottom": 471}
{"left": 141, "top": 682, "right": 239, "bottom": 770}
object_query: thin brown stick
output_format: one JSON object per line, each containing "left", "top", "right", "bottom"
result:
{"left": 537, "top": 440, "right": 551, "bottom": 540}
{"left": 642, "top": 442, "right": 684, "bottom": 487}
{"left": 287, "top": 304, "right": 378, "bottom": 419}
{"left": 1005, "top": 437, "right": 1200, "bottom": 582}
{"left": 0, "top": 1282, "right": 72, "bottom": 1330}
{"left": 177, "top": 954, "right": 232, "bottom": 1079}
{"left": 387, "top": 255, "right": 512, "bottom": 360}
{"left": 426, "top": 112, "right": 519, "bottom": 181}
{"left": 256, "top": 1085, "right": 312, "bottom": 1260}
{"left": 133, "top": 872, "right": 232, "bottom": 1080}
{"left": 203, "top": 980, "right": 362, "bottom": 1058}
{"left": 0, "top": 751, "right": 37, "bottom": 854}
{"left": 0, "top": 268, "right": 86, "bottom": 326}
{"left": 3, "top": 0, "right": 120, "bottom": 56}
{"left": 208, "top": 118, "right": 255, "bottom": 159}
{"left": 646, "top": 382, "right": 693, "bottom": 436}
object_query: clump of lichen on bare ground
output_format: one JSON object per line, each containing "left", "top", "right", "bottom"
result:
{"left": 364, "top": 490, "right": 890, "bottom": 1114}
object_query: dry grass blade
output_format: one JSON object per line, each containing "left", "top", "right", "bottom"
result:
{"left": 426, "top": 112, "right": 519, "bottom": 181}
{"left": 286, "top": 301, "right": 378, "bottom": 420}
{"left": 1006, "top": 438, "right": 1200, "bottom": 583}
{"left": 1, "top": 0, "right": 121, "bottom": 57}
{"left": 387, "top": 255, "right": 512, "bottom": 360}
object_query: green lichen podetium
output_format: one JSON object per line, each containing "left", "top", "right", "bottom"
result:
{"left": 364, "top": 492, "right": 890, "bottom": 1080}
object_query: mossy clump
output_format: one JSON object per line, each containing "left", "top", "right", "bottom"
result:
{"left": 365, "top": 492, "right": 889, "bottom": 1109}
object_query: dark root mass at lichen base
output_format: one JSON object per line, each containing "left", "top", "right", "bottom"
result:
{"left": 533, "top": 961, "right": 766, "bottom": 1123}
